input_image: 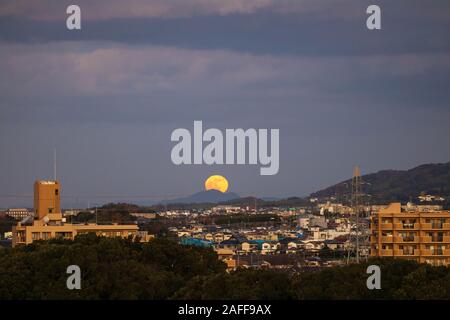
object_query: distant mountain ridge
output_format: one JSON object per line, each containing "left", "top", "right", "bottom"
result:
{"left": 67, "top": 162, "right": 450, "bottom": 210}
{"left": 310, "top": 162, "right": 450, "bottom": 203}
{"left": 160, "top": 190, "right": 240, "bottom": 205}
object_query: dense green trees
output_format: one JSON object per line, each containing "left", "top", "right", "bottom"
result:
{"left": 1, "top": 236, "right": 450, "bottom": 299}
{"left": 0, "top": 235, "right": 225, "bottom": 299}
{"left": 173, "top": 269, "right": 295, "bottom": 300}
{"left": 292, "top": 258, "right": 450, "bottom": 299}
{"left": 294, "top": 258, "right": 403, "bottom": 299}
{"left": 176, "top": 258, "right": 450, "bottom": 300}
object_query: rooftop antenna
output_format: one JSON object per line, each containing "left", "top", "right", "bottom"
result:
{"left": 53, "top": 148, "right": 57, "bottom": 181}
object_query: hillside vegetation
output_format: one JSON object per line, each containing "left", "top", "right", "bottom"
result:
{"left": 311, "top": 162, "right": 450, "bottom": 204}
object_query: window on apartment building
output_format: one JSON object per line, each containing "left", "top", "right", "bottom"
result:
{"left": 432, "top": 219, "right": 445, "bottom": 229}
{"left": 425, "top": 259, "right": 446, "bottom": 266}
{"left": 55, "top": 189, "right": 59, "bottom": 195}
{"left": 48, "top": 208, "right": 53, "bottom": 214}
{"left": 42, "top": 232, "right": 51, "bottom": 240}
{"left": 431, "top": 245, "right": 444, "bottom": 255}
{"left": 400, "top": 232, "right": 415, "bottom": 242}
{"left": 434, "top": 259, "right": 446, "bottom": 267}
{"left": 431, "top": 232, "right": 444, "bottom": 242}
{"left": 32, "top": 232, "right": 40, "bottom": 240}
{"left": 403, "top": 245, "right": 415, "bottom": 255}
{"left": 18, "top": 231, "right": 26, "bottom": 242}
{"left": 55, "top": 232, "right": 72, "bottom": 239}
{"left": 402, "top": 219, "right": 416, "bottom": 229}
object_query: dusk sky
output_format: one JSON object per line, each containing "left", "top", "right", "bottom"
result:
{"left": 1, "top": 0, "right": 450, "bottom": 207}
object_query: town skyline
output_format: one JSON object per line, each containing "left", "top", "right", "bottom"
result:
{"left": 1, "top": 160, "right": 449, "bottom": 209}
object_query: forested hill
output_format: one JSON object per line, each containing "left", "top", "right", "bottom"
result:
{"left": 310, "top": 162, "right": 450, "bottom": 204}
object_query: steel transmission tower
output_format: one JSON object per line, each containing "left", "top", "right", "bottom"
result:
{"left": 347, "top": 166, "right": 370, "bottom": 264}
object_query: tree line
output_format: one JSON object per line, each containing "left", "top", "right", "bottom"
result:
{"left": 1, "top": 235, "right": 450, "bottom": 299}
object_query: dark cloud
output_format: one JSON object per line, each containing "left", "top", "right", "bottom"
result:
{"left": 1, "top": 1, "right": 450, "bottom": 56}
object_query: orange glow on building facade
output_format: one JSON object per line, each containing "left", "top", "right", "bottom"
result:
{"left": 371, "top": 203, "right": 450, "bottom": 266}
{"left": 12, "top": 180, "right": 152, "bottom": 247}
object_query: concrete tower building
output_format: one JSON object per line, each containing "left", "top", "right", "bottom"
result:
{"left": 34, "top": 180, "right": 60, "bottom": 220}
{"left": 12, "top": 180, "right": 152, "bottom": 247}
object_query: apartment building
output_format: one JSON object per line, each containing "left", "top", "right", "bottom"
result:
{"left": 12, "top": 180, "right": 152, "bottom": 247}
{"left": 371, "top": 203, "right": 450, "bottom": 266}
{"left": 6, "top": 208, "right": 32, "bottom": 220}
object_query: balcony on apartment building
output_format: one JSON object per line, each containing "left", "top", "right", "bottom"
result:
{"left": 419, "top": 235, "right": 450, "bottom": 242}
{"left": 393, "top": 249, "right": 420, "bottom": 257}
{"left": 421, "top": 223, "right": 431, "bottom": 229}
{"left": 420, "top": 249, "right": 450, "bottom": 256}
{"left": 380, "top": 223, "right": 393, "bottom": 230}
{"left": 380, "top": 249, "right": 393, "bottom": 256}
{"left": 395, "top": 236, "right": 419, "bottom": 243}
{"left": 421, "top": 222, "right": 450, "bottom": 230}
{"left": 380, "top": 236, "right": 394, "bottom": 243}
{"left": 395, "top": 223, "right": 420, "bottom": 230}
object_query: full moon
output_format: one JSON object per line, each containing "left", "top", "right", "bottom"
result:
{"left": 204, "top": 175, "right": 229, "bottom": 193}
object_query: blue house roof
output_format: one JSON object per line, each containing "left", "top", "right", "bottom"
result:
{"left": 180, "top": 237, "right": 213, "bottom": 248}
